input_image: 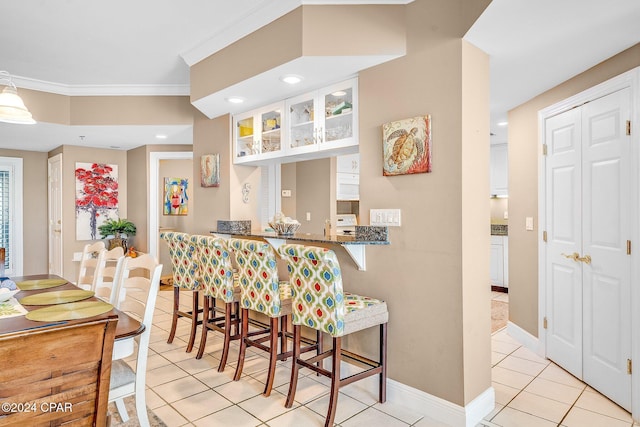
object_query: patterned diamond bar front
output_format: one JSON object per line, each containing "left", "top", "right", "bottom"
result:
{"left": 159, "top": 231, "right": 200, "bottom": 290}
{"left": 230, "top": 238, "right": 287, "bottom": 318}
{"left": 192, "top": 235, "right": 236, "bottom": 302}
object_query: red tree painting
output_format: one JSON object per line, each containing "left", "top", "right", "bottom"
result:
{"left": 75, "top": 163, "right": 119, "bottom": 240}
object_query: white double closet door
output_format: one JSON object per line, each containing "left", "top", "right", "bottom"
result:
{"left": 545, "top": 87, "right": 632, "bottom": 411}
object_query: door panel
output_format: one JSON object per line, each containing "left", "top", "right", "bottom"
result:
{"left": 545, "top": 108, "right": 583, "bottom": 378}
{"left": 582, "top": 88, "right": 631, "bottom": 410}
{"left": 48, "top": 154, "right": 63, "bottom": 277}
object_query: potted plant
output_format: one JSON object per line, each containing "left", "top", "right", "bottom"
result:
{"left": 98, "top": 218, "right": 136, "bottom": 251}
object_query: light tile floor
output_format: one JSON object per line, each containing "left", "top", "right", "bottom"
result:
{"left": 484, "top": 292, "right": 637, "bottom": 427}
{"left": 118, "top": 290, "right": 637, "bottom": 426}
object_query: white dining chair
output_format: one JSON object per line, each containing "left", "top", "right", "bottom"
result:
{"left": 93, "top": 246, "right": 125, "bottom": 303}
{"left": 108, "top": 253, "right": 162, "bottom": 427}
{"left": 77, "top": 241, "right": 106, "bottom": 290}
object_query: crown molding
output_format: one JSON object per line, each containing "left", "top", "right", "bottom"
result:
{"left": 12, "top": 75, "right": 190, "bottom": 97}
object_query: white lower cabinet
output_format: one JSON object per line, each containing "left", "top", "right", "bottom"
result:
{"left": 490, "top": 235, "right": 508, "bottom": 288}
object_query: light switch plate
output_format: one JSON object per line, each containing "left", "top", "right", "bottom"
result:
{"left": 370, "top": 209, "right": 401, "bottom": 226}
{"left": 281, "top": 189, "right": 292, "bottom": 197}
{"left": 525, "top": 217, "right": 534, "bottom": 230}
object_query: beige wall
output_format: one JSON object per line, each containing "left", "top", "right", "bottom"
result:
{"left": 0, "top": 149, "right": 48, "bottom": 275}
{"left": 296, "top": 158, "right": 331, "bottom": 234}
{"left": 508, "top": 43, "right": 640, "bottom": 336}
{"left": 490, "top": 198, "right": 508, "bottom": 224}
{"left": 192, "top": 0, "right": 492, "bottom": 407}
{"left": 55, "top": 146, "right": 128, "bottom": 283}
{"left": 192, "top": 114, "right": 232, "bottom": 234}
{"left": 158, "top": 159, "right": 194, "bottom": 275}
{"left": 356, "top": 2, "right": 491, "bottom": 405}
{"left": 126, "top": 144, "right": 193, "bottom": 258}
{"left": 280, "top": 163, "right": 297, "bottom": 219}
{"left": 159, "top": 159, "right": 195, "bottom": 232}
{"left": 18, "top": 90, "right": 194, "bottom": 126}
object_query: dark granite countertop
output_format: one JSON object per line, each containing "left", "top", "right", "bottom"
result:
{"left": 211, "top": 229, "right": 389, "bottom": 245}
{"left": 491, "top": 224, "right": 508, "bottom": 236}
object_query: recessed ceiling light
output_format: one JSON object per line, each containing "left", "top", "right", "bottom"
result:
{"left": 155, "top": 134, "right": 168, "bottom": 139}
{"left": 497, "top": 121, "right": 508, "bottom": 127}
{"left": 332, "top": 91, "right": 347, "bottom": 97}
{"left": 226, "top": 96, "right": 245, "bottom": 104}
{"left": 280, "top": 75, "right": 303, "bottom": 85}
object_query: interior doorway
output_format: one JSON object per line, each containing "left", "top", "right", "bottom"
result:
{"left": 149, "top": 151, "right": 193, "bottom": 265}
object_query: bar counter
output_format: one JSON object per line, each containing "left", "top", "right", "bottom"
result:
{"left": 211, "top": 227, "right": 389, "bottom": 271}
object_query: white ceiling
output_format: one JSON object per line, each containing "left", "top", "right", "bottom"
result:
{"left": 465, "top": 0, "right": 640, "bottom": 143}
{"left": 1, "top": 0, "right": 639, "bottom": 151}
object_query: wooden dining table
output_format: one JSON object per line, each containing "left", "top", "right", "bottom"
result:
{"left": 0, "top": 274, "right": 144, "bottom": 344}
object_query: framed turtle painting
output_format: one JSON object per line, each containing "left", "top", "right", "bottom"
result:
{"left": 382, "top": 115, "right": 432, "bottom": 176}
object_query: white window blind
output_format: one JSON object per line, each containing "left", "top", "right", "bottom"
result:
{"left": 0, "top": 157, "right": 23, "bottom": 276}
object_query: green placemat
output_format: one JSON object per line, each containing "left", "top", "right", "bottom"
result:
{"left": 20, "top": 289, "right": 95, "bottom": 306}
{"left": 16, "top": 278, "right": 68, "bottom": 290}
{"left": 26, "top": 301, "right": 113, "bottom": 322}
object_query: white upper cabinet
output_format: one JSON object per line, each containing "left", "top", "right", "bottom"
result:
{"left": 490, "top": 143, "right": 508, "bottom": 197}
{"left": 286, "top": 78, "right": 358, "bottom": 156}
{"left": 233, "top": 78, "right": 358, "bottom": 165}
{"left": 336, "top": 153, "right": 360, "bottom": 174}
{"left": 234, "top": 102, "right": 284, "bottom": 164}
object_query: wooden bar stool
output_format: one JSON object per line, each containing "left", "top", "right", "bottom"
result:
{"left": 192, "top": 235, "right": 241, "bottom": 371}
{"left": 230, "top": 238, "right": 317, "bottom": 396}
{"left": 278, "top": 243, "right": 388, "bottom": 427}
{"left": 160, "top": 231, "right": 201, "bottom": 352}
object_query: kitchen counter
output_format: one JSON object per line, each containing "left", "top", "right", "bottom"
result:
{"left": 211, "top": 226, "right": 389, "bottom": 271}
{"left": 211, "top": 229, "right": 389, "bottom": 245}
{"left": 491, "top": 224, "right": 508, "bottom": 236}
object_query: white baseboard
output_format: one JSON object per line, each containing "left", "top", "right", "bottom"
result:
{"left": 386, "top": 379, "right": 495, "bottom": 427}
{"left": 506, "top": 321, "right": 544, "bottom": 357}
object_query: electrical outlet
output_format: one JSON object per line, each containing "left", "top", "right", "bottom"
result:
{"left": 281, "top": 189, "right": 292, "bottom": 197}
{"left": 370, "top": 209, "right": 401, "bottom": 226}
{"left": 306, "top": 212, "right": 311, "bottom": 221}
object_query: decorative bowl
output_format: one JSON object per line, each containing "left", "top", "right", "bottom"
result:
{"left": 269, "top": 222, "right": 300, "bottom": 236}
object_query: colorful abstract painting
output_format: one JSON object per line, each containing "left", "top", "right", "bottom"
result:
{"left": 75, "top": 163, "right": 119, "bottom": 240}
{"left": 382, "top": 115, "right": 432, "bottom": 176}
{"left": 200, "top": 154, "right": 220, "bottom": 187}
{"left": 164, "top": 177, "right": 189, "bottom": 215}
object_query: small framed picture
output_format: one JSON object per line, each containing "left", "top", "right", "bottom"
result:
{"left": 164, "top": 177, "right": 188, "bottom": 215}
{"left": 200, "top": 154, "right": 220, "bottom": 187}
{"left": 382, "top": 115, "right": 432, "bottom": 176}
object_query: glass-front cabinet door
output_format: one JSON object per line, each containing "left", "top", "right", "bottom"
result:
{"left": 260, "top": 106, "right": 282, "bottom": 156}
{"left": 318, "top": 78, "right": 357, "bottom": 150}
{"left": 235, "top": 112, "right": 257, "bottom": 162}
{"left": 286, "top": 93, "right": 318, "bottom": 155}
{"left": 234, "top": 102, "right": 284, "bottom": 164}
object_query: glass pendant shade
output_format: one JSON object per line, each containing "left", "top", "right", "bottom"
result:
{"left": 0, "top": 86, "right": 36, "bottom": 124}
{"left": 0, "top": 72, "right": 36, "bottom": 125}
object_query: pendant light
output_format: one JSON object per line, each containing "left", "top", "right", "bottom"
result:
{"left": 0, "top": 71, "right": 36, "bottom": 124}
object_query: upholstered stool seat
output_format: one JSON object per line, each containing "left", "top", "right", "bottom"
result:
{"left": 278, "top": 243, "right": 388, "bottom": 427}
{"left": 342, "top": 293, "right": 388, "bottom": 335}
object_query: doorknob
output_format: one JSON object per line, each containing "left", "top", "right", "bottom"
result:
{"left": 561, "top": 252, "right": 580, "bottom": 262}
{"left": 578, "top": 254, "right": 591, "bottom": 265}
